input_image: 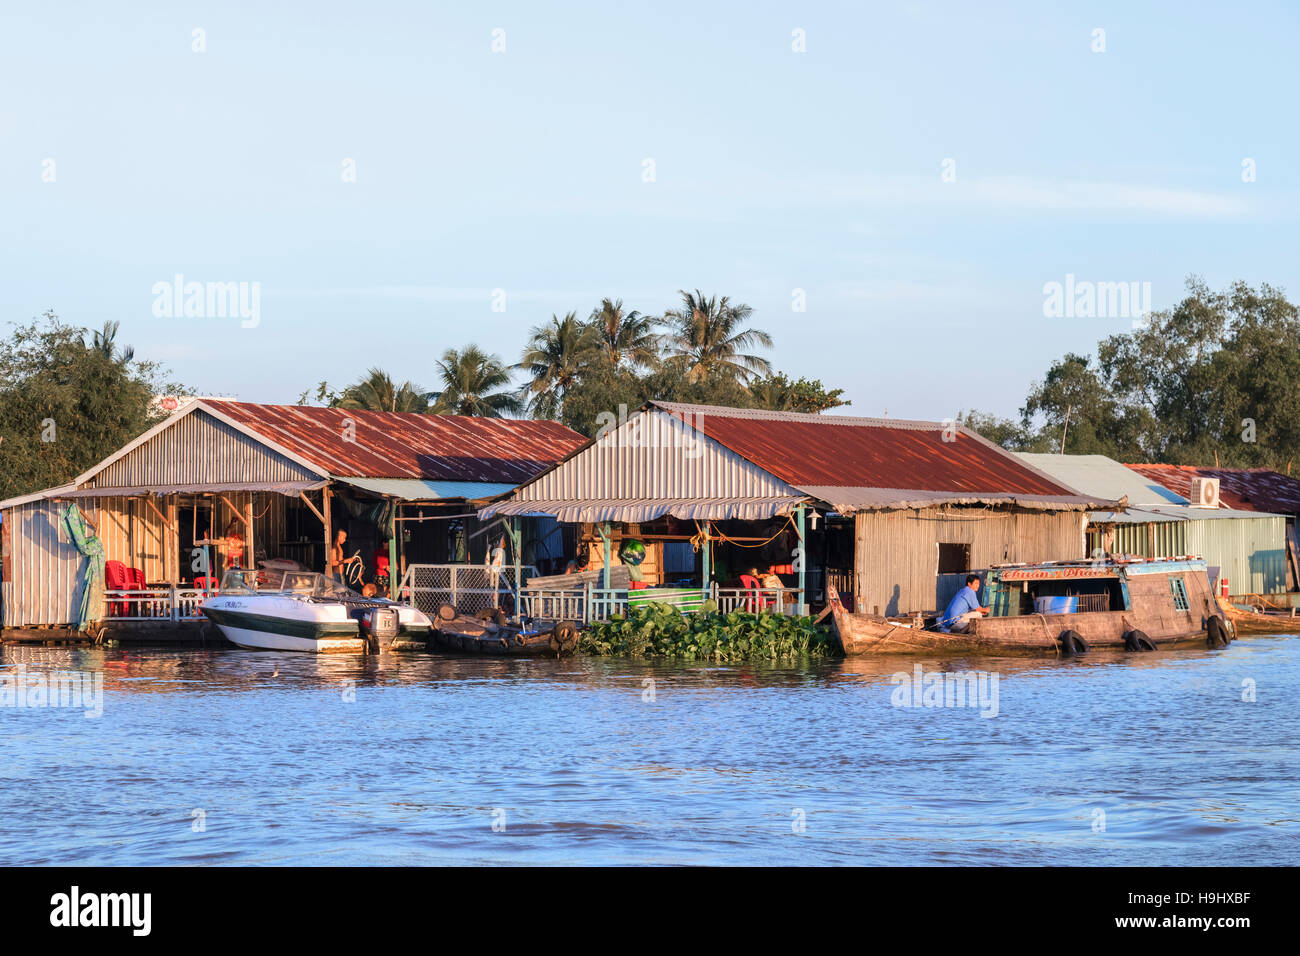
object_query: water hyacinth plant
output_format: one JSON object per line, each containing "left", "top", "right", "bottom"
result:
{"left": 580, "top": 603, "right": 837, "bottom": 662}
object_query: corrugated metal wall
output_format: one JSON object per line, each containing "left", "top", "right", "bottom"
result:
{"left": 854, "top": 508, "right": 1086, "bottom": 615}
{"left": 1088, "top": 520, "right": 1187, "bottom": 558}
{"left": 512, "top": 409, "right": 800, "bottom": 501}
{"left": 91, "top": 411, "right": 318, "bottom": 486}
{"left": 2, "top": 500, "right": 83, "bottom": 627}
{"left": 1186, "top": 515, "right": 1287, "bottom": 595}
{"left": 1085, "top": 515, "right": 1286, "bottom": 595}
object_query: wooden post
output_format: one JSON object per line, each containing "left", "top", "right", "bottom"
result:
{"left": 511, "top": 516, "right": 522, "bottom": 619}
{"left": 388, "top": 503, "right": 399, "bottom": 600}
{"left": 796, "top": 504, "right": 807, "bottom": 616}
{"left": 701, "top": 521, "right": 711, "bottom": 592}
{"left": 322, "top": 486, "right": 332, "bottom": 576}
{"left": 599, "top": 521, "right": 612, "bottom": 590}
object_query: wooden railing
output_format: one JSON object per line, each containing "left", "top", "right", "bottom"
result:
{"left": 103, "top": 586, "right": 213, "bottom": 622}
{"left": 516, "top": 582, "right": 802, "bottom": 623}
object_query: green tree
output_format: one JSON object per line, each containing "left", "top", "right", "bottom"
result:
{"left": 336, "top": 367, "right": 429, "bottom": 413}
{"left": 429, "top": 345, "right": 522, "bottom": 417}
{"left": 518, "top": 312, "right": 598, "bottom": 419}
{"left": 956, "top": 409, "right": 1043, "bottom": 451}
{"left": 89, "top": 320, "right": 135, "bottom": 364}
{"left": 587, "top": 297, "right": 660, "bottom": 369}
{"left": 748, "top": 372, "right": 850, "bottom": 413}
{"left": 661, "top": 289, "right": 773, "bottom": 384}
{"left": 0, "top": 311, "right": 186, "bottom": 500}
{"left": 1020, "top": 352, "right": 1150, "bottom": 458}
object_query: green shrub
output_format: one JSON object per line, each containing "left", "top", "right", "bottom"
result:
{"left": 579, "top": 603, "right": 837, "bottom": 662}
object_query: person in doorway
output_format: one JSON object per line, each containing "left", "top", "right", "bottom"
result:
{"left": 936, "top": 574, "right": 990, "bottom": 633}
{"left": 218, "top": 518, "right": 245, "bottom": 571}
{"left": 328, "top": 529, "right": 361, "bottom": 584}
{"left": 565, "top": 550, "right": 590, "bottom": 575}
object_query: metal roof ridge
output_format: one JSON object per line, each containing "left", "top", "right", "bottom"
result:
{"left": 649, "top": 400, "right": 947, "bottom": 430}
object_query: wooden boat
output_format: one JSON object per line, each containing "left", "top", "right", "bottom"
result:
{"left": 429, "top": 605, "right": 581, "bottom": 657}
{"left": 1215, "top": 595, "right": 1300, "bottom": 635}
{"left": 827, "top": 557, "right": 1234, "bottom": 656}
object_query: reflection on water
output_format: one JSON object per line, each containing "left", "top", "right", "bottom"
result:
{"left": 2, "top": 635, "right": 1297, "bottom": 865}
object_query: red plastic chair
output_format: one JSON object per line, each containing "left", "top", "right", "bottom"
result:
{"left": 127, "top": 566, "right": 149, "bottom": 615}
{"left": 739, "top": 574, "right": 773, "bottom": 612}
{"left": 193, "top": 575, "right": 219, "bottom": 595}
{"left": 105, "top": 561, "right": 131, "bottom": 616}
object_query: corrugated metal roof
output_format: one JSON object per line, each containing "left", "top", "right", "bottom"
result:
{"left": 338, "top": 477, "right": 518, "bottom": 501}
{"left": 0, "top": 484, "right": 78, "bottom": 511}
{"left": 51, "top": 481, "right": 326, "bottom": 498}
{"left": 202, "top": 401, "right": 587, "bottom": 482}
{"left": 652, "top": 402, "right": 1085, "bottom": 499}
{"left": 799, "top": 486, "right": 1111, "bottom": 513}
{"left": 1125, "top": 463, "right": 1300, "bottom": 516}
{"left": 1017, "top": 453, "right": 1188, "bottom": 505}
{"left": 1090, "top": 504, "right": 1282, "bottom": 524}
{"left": 484, "top": 496, "right": 808, "bottom": 523}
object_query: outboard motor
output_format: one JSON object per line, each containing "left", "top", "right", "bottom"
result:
{"left": 357, "top": 606, "right": 399, "bottom": 644}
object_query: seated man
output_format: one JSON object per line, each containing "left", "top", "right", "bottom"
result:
{"left": 936, "top": 574, "right": 991, "bottom": 633}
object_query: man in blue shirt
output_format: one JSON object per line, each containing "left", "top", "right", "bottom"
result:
{"left": 937, "top": 574, "right": 990, "bottom": 632}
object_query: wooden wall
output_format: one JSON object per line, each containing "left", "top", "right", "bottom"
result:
{"left": 854, "top": 507, "right": 1087, "bottom": 616}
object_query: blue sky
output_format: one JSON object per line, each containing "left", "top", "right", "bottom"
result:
{"left": 2, "top": 1, "right": 1297, "bottom": 421}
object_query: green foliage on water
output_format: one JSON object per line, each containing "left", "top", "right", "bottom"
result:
{"left": 580, "top": 603, "right": 837, "bottom": 662}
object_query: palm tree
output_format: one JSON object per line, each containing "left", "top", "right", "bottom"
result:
{"left": 89, "top": 321, "right": 134, "bottom": 364}
{"left": 587, "top": 298, "right": 660, "bottom": 369}
{"left": 337, "top": 367, "right": 429, "bottom": 413}
{"left": 518, "top": 313, "right": 598, "bottom": 419}
{"left": 429, "top": 345, "right": 522, "bottom": 417}
{"left": 661, "top": 289, "right": 772, "bottom": 384}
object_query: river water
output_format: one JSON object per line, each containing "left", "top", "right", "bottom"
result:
{"left": 2, "top": 635, "right": 1296, "bottom": 865}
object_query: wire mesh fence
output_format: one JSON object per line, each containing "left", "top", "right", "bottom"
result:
{"left": 400, "top": 564, "right": 538, "bottom": 616}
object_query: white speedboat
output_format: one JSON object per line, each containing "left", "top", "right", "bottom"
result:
{"left": 201, "top": 569, "right": 433, "bottom": 653}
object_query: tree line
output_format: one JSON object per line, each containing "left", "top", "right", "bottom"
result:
{"left": 301, "top": 289, "right": 848, "bottom": 435}
{"left": 5, "top": 278, "right": 1296, "bottom": 503}
{"left": 0, "top": 291, "right": 845, "bottom": 500}
{"left": 960, "top": 278, "right": 1300, "bottom": 471}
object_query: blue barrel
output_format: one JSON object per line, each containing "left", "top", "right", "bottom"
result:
{"left": 1035, "top": 595, "right": 1077, "bottom": 614}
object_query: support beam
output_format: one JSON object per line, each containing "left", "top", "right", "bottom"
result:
{"left": 701, "top": 521, "right": 711, "bottom": 591}
{"left": 298, "top": 491, "right": 327, "bottom": 526}
{"left": 322, "top": 487, "right": 333, "bottom": 577}
{"left": 599, "top": 522, "right": 612, "bottom": 590}
{"left": 511, "top": 516, "right": 522, "bottom": 619}
{"left": 388, "top": 503, "right": 399, "bottom": 601}
{"left": 796, "top": 504, "right": 807, "bottom": 616}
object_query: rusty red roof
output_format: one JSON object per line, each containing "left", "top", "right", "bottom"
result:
{"left": 1124, "top": 463, "right": 1300, "bottom": 516}
{"left": 653, "top": 402, "right": 1076, "bottom": 496}
{"left": 202, "top": 401, "right": 587, "bottom": 482}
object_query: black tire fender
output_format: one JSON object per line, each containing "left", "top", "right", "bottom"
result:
{"left": 1124, "top": 629, "right": 1157, "bottom": 652}
{"left": 1207, "top": 615, "right": 1231, "bottom": 647}
{"left": 1058, "top": 629, "right": 1089, "bottom": 656}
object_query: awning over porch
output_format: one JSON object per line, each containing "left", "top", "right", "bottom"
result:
{"left": 479, "top": 495, "right": 809, "bottom": 523}
{"left": 797, "top": 486, "right": 1121, "bottom": 515}
{"left": 51, "top": 480, "right": 328, "bottom": 498}
{"left": 337, "top": 477, "right": 519, "bottom": 501}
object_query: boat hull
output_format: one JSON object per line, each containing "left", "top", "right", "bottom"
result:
{"left": 1215, "top": 596, "right": 1300, "bottom": 635}
{"left": 826, "top": 571, "right": 1231, "bottom": 657}
{"left": 430, "top": 613, "right": 577, "bottom": 657}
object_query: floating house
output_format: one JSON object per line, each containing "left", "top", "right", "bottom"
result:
{"left": 479, "top": 402, "right": 1112, "bottom": 617}
{"left": 0, "top": 401, "right": 585, "bottom": 634}
{"left": 1018, "top": 453, "right": 1288, "bottom": 598}
{"left": 1125, "top": 463, "right": 1300, "bottom": 590}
